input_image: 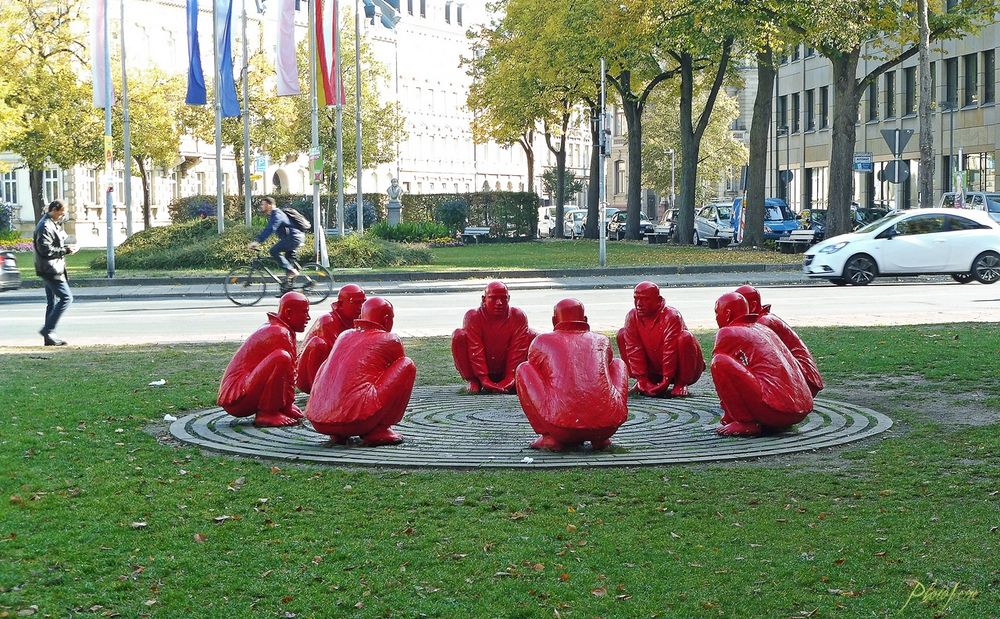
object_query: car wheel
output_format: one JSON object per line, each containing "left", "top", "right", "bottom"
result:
{"left": 693, "top": 230, "right": 700, "bottom": 246}
{"left": 843, "top": 254, "right": 878, "bottom": 285}
{"left": 971, "top": 251, "right": 1000, "bottom": 284}
{"left": 950, "top": 272, "right": 975, "bottom": 284}
{"left": 829, "top": 277, "right": 848, "bottom": 286}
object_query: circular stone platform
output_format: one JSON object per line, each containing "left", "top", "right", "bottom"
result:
{"left": 168, "top": 386, "right": 892, "bottom": 469}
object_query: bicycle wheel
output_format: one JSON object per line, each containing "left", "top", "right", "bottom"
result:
{"left": 224, "top": 265, "right": 267, "bottom": 306}
{"left": 295, "top": 262, "right": 333, "bottom": 305}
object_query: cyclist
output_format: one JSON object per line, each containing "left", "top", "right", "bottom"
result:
{"left": 248, "top": 196, "right": 304, "bottom": 291}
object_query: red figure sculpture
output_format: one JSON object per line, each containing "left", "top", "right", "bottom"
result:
{"left": 734, "top": 285, "right": 824, "bottom": 397}
{"left": 218, "top": 291, "right": 311, "bottom": 427}
{"left": 616, "top": 281, "right": 705, "bottom": 397}
{"left": 296, "top": 284, "right": 366, "bottom": 393}
{"left": 515, "top": 299, "right": 629, "bottom": 451}
{"left": 452, "top": 281, "right": 538, "bottom": 394}
{"left": 711, "top": 292, "right": 813, "bottom": 437}
{"left": 306, "top": 297, "right": 416, "bottom": 446}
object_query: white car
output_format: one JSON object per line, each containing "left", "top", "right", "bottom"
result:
{"left": 563, "top": 208, "right": 588, "bottom": 238}
{"left": 803, "top": 208, "right": 1000, "bottom": 286}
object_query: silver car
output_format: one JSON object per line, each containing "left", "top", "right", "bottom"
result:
{"left": 694, "top": 202, "right": 735, "bottom": 246}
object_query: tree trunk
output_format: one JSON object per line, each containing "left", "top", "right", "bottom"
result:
{"left": 28, "top": 168, "right": 45, "bottom": 224}
{"left": 518, "top": 128, "right": 535, "bottom": 194}
{"left": 135, "top": 156, "right": 151, "bottom": 230}
{"left": 917, "top": 0, "right": 934, "bottom": 208}
{"left": 234, "top": 147, "right": 245, "bottom": 200}
{"left": 544, "top": 113, "right": 570, "bottom": 239}
{"left": 622, "top": 98, "right": 643, "bottom": 240}
{"left": 827, "top": 51, "right": 862, "bottom": 238}
{"left": 743, "top": 48, "right": 776, "bottom": 247}
{"left": 585, "top": 104, "right": 601, "bottom": 239}
{"left": 676, "top": 55, "right": 697, "bottom": 244}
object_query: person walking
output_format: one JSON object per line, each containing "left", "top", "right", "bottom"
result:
{"left": 33, "top": 199, "right": 77, "bottom": 346}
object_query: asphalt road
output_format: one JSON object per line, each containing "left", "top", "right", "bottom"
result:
{"left": 2, "top": 279, "right": 997, "bottom": 347}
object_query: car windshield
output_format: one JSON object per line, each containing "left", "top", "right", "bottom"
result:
{"left": 859, "top": 211, "right": 907, "bottom": 234}
{"left": 764, "top": 205, "right": 795, "bottom": 221}
{"left": 985, "top": 194, "right": 1000, "bottom": 213}
{"left": 717, "top": 207, "right": 732, "bottom": 220}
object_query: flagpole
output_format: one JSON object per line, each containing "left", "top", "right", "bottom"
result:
{"left": 353, "top": 0, "right": 363, "bottom": 233}
{"left": 103, "top": 1, "right": 115, "bottom": 278}
{"left": 120, "top": 0, "right": 133, "bottom": 237}
{"left": 241, "top": 0, "right": 252, "bottom": 225}
{"left": 213, "top": 0, "right": 225, "bottom": 235}
{"left": 334, "top": 0, "right": 345, "bottom": 237}
{"left": 309, "top": 1, "right": 328, "bottom": 266}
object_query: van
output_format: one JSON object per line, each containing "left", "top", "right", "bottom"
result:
{"left": 537, "top": 206, "right": 556, "bottom": 237}
{"left": 937, "top": 192, "right": 1000, "bottom": 223}
{"left": 731, "top": 197, "right": 800, "bottom": 241}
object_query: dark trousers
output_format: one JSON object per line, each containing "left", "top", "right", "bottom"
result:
{"left": 270, "top": 233, "right": 303, "bottom": 273}
{"left": 41, "top": 277, "right": 73, "bottom": 335}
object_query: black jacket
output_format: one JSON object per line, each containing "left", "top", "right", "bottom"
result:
{"left": 33, "top": 214, "right": 69, "bottom": 280}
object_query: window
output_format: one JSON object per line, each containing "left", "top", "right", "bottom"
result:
{"left": 1, "top": 171, "right": 16, "bottom": 203}
{"left": 963, "top": 53, "right": 978, "bottom": 106}
{"left": 419, "top": 0, "right": 425, "bottom": 17}
{"left": 805, "top": 89, "right": 815, "bottom": 130}
{"left": 819, "top": 86, "right": 829, "bottom": 128}
{"left": 894, "top": 214, "right": 944, "bottom": 235}
{"left": 407, "top": 0, "right": 413, "bottom": 15}
{"left": 930, "top": 61, "right": 937, "bottom": 105}
{"left": 945, "top": 57, "right": 958, "bottom": 105}
{"left": 43, "top": 168, "right": 61, "bottom": 203}
{"left": 903, "top": 66, "right": 916, "bottom": 115}
{"left": 445, "top": 1, "right": 450, "bottom": 23}
{"left": 884, "top": 71, "right": 896, "bottom": 118}
{"left": 945, "top": 215, "right": 985, "bottom": 231}
{"left": 791, "top": 92, "right": 800, "bottom": 133}
{"left": 805, "top": 46, "right": 815, "bottom": 58}
{"left": 614, "top": 160, "right": 624, "bottom": 194}
{"left": 791, "top": 45, "right": 800, "bottom": 61}
{"left": 777, "top": 95, "right": 787, "bottom": 130}
{"left": 197, "top": 172, "right": 207, "bottom": 194}
{"left": 867, "top": 81, "right": 878, "bottom": 121}
{"left": 985, "top": 50, "right": 996, "bottom": 104}
{"left": 457, "top": 3, "right": 463, "bottom": 25}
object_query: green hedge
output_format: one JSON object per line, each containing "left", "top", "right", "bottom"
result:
{"left": 401, "top": 192, "right": 539, "bottom": 239}
{"left": 368, "top": 221, "right": 449, "bottom": 243}
{"left": 89, "top": 218, "right": 430, "bottom": 270}
{"left": 167, "top": 193, "right": 389, "bottom": 228}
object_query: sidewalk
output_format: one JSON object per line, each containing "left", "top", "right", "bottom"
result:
{"left": 1, "top": 263, "right": 809, "bottom": 304}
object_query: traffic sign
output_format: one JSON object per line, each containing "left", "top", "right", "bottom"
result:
{"left": 853, "top": 152, "right": 873, "bottom": 172}
{"left": 877, "top": 160, "right": 910, "bottom": 184}
{"left": 779, "top": 169, "right": 794, "bottom": 184}
{"left": 254, "top": 155, "right": 268, "bottom": 173}
{"left": 881, "top": 129, "right": 914, "bottom": 157}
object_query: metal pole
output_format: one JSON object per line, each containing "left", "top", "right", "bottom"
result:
{"left": 334, "top": 0, "right": 346, "bottom": 237}
{"left": 103, "top": 0, "right": 115, "bottom": 278}
{"left": 213, "top": 0, "right": 225, "bottom": 234}
{"left": 949, "top": 104, "right": 956, "bottom": 196}
{"left": 785, "top": 127, "right": 790, "bottom": 202}
{"left": 394, "top": 30, "right": 400, "bottom": 183}
{"left": 120, "top": 0, "right": 133, "bottom": 237}
{"left": 894, "top": 129, "right": 902, "bottom": 213}
{"left": 598, "top": 57, "right": 607, "bottom": 268}
{"left": 241, "top": 0, "right": 252, "bottom": 226}
{"left": 354, "top": 0, "right": 364, "bottom": 233}
{"left": 309, "top": 0, "right": 328, "bottom": 266}
{"left": 669, "top": 148, "right": 675, "bottom": 209}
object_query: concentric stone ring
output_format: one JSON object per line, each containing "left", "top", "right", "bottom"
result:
{"left": 168, "top": 385, "right": 892, "bottom": 469}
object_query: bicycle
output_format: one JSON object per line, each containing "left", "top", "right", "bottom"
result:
{"left": 224, "top": 250, "right": 334, "bottom": 307}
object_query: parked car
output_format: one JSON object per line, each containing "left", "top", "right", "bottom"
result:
{"left": 537, "top": 206, "right": 556, "bottom": 238}
{"left": 563, "top": 208, "right": 588, "bottom": 238}
{"left": 607, "top": 210, "right": 654, "bottom": 239}
{"left": 0, "top": 250, "right": 22, "bottom": 291}
{"left": 937, "top": 191, "right": 1000, "bottom": 224}
{"left": 799, "top": 209, "right": 826, "bottom": 242}
{"left": 731, "top": 197, "right": 801, "bottom": 241}
{"left": 803, "top": 208, "right": 1000, "bottom": 286}
{"left": 658, "top": 208, "right": 679, "bottom": 238}
{"left": 853, "top": 206, "right": 890, "bottom": 229}
{"left": 693, "top": 202, "right": 735, "bottom": 246}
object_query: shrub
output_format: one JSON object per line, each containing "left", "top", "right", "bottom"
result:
{"left": 343, "top": 199, "right": 379, "bottom": 230}
{"left": 0, "top": 201, "right": 16, "bottom": 231}
{"left": 167, "top": 193, "right": 389, "bottom": 228}
{"left": 0, "top": 239, "right": 33, "bottom": 252}
{"left": 0, "top": 229, "right": 22, "bottom": 243}
{"left": 401, "top": 192, "right": 538, "bottom": 239}
{"left": 435, "top": 198, "right": 469, "bottom": 233}
{"left": 367, "top": 221, "right": 449, "bottom": 243}
{"left": 327, "top": 234, "right": 431, "bottom": 268}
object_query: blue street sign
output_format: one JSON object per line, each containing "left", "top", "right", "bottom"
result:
{"left": 853, "top": 152, "right": 874, "bottom": 173}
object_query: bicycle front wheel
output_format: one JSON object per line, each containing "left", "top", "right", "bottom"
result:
{"left": 295, "top": 263, "right": 333, "bottom": 305}
{"left": 224, "top": 265, "right": 267, "bottom": 306}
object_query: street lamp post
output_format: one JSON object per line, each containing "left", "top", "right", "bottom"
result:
{"left": 940, "top": 99, "right": 956, "bottom": 196}
{"left": 667, "top": 148, "right": 675, "bottom": 210}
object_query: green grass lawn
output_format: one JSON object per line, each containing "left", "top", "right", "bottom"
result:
{"left": 1, "top": 325, "right": 997, "bottom": 617}
{"left": 23, "top": 240, "right": 800, "bottom": 282}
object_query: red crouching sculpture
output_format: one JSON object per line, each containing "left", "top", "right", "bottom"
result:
{"left": 452, "top": 281, "right": 538, "bottom": 394}
{"left": 296, "top": 284, "right": 366, "bottom": 393}
{"left": 734, "top": 285, "right": 824, "bottom": 397}
{"left": 515, "top": 299, "right": 628, "bottom": 451}
{"left": 217, "top": 291, "right": 311, "bottom": 427}
{"left": 616, "top": 281, "right": 705, "bottom": 397}
{"left": 711, "top": 292, "right": 813, "bottom": 437}
{"left": 306, "top": 297, "right": 416, "bottom": 446}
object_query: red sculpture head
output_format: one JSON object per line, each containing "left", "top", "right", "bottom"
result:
{"left": 335, "top": 284, "right": 366, "bottom": 321}
{"left": 715, "top": 292, "right": 750, "bottom": 328}
{"left": 552, "top": 298, "right": 589, "bottom": 330}
{"left": 633, "top": 281, "right": 665, "bottom": 318}
{"left": 355, "top": 297, "right": 394, "bottom": 332}
{"left": 734, "top": 285, "right": 762, "bottom": 314}
{"left": 481, "top": 281, "right": 510, "bottom": 319}
{"left": 278, "top": 291, "right": 311, "bottom": 332}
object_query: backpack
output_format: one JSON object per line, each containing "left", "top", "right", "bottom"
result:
{"left": 281, "top": 208, "right": 311, "bottom": 232}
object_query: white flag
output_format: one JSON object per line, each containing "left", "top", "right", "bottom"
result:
{"left": 276, "top": 0, "right": 301, "bottom": 96}
{"left": 90, "top": 0, "right": 112, "bottom": 107}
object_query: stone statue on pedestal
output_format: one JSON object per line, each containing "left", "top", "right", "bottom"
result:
{"left": 387, "top": 178, "right": 403, "bottom": 227}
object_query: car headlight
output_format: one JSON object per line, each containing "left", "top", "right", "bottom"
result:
{"left": 819, "top": 241, "right": 849, "bottom": 254}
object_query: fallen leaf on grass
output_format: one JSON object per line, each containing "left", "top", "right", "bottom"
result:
{"left": 559, "top": 573, "right": 570, "bottom": 582}
{"left": 670, "top": 532, "right": 680, "bottom": 539}
{"left": 532, "top": 563, "right": 545, "bottom": 572}
{"left": 213, "top": 515, "right": 232, "bottom": 524}
{"left": 281, "top": 596, "right": 294, "bottom": 604}
{"left": 228, "top": 477, "right": 246, "bottom": 492}
{"left": 591, "top": 587, "right": 607, "bottom": 597}
{"left": 148, "top": 379, "right": 166, "bottom": 387}
{"left": 9, "top": 495, "right": 24, "bottom": 505}
{"left": 833, "top": 558, "right": 846, "bottom": 566}
{"left": 143, "top": 600, "right": 156, "bottom": 607}
{"left": 510, "top": 511, "right": 529, "bottom": 521}
{"left": 193, "top": 533, "right": 207, "bottom": 543}
{"left": 130, "top": 522, "right": 147, "bottom": 529}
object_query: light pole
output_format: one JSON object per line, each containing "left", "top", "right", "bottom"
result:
{"left": 777, "top": 126, "right": 790, "bottom": 202}
{"left": 667, "top": 148, "right": 675, "bottom": 210}
{"left": 940, "top": 99, "right": 956, "bottom": 195}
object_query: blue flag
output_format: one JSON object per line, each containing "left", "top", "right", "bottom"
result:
{"left": 185, "top": 0, "right": 206, "bottom": 105}
{"left": 216, "top": 0, "right": 241, "bottom": 117}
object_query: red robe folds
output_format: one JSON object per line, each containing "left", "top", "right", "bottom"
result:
{"left": 756, "top": 307, "right": 824, "bottom": 397}
{"left": 452, "top": 306, "right": 536, "bottom": 392}
{"left": 297, "top": 303, "right": 354, "bottom": 393}
{"left": 617, "top": 305, "right": 705, "bottom": 396}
